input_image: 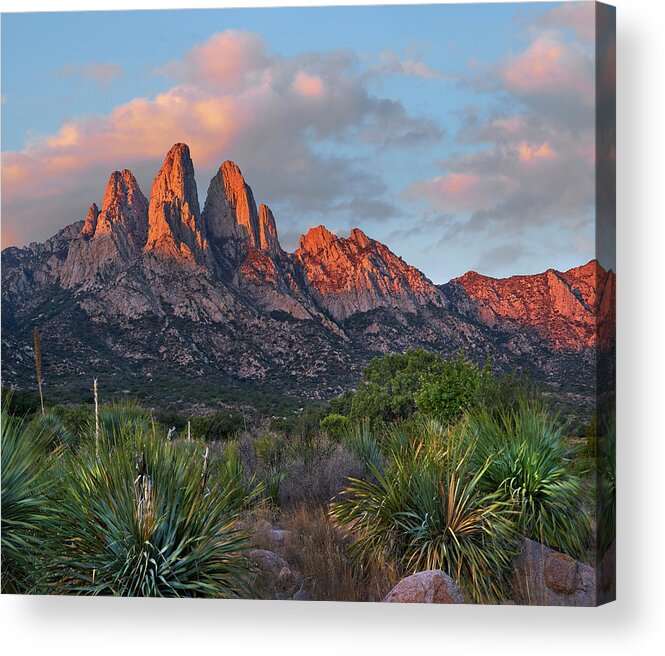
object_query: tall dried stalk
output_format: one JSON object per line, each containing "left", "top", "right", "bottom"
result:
{"left": 33, "top": 327, "right": 44, "bottom": 415}
{"left": 93, "top": 378, "right": 99, "bottom": 459}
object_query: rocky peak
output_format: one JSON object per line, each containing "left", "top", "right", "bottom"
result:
{"left": 297, "top": 225, "right": 338, "bottom": 254}
{"left": 95, "top": 169, "right": 149, "bottom": 247}
{"left": 203, "top": 160, "right": 259, "bottom": 245}
{"left": 295, "top": 225, "right": 442, "bottom": 321}
{"left": 258, "top": 204, "right": 281, "bottom": 255}
{"left": 349, "top": 227, "right": 371, "bottom": 248}
{"left": 145, "top": 143, "right": 208, "bottom": 263}
{"left": 80, "top": 203, "right": 100, "bottom": 238}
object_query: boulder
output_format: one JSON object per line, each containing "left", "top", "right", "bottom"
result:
{"left": 383, "top": 570, "right": 464, "bottom": 604}
{"left": 544, "top": 552, "right": 578, "bottom": 594}
{"left": 513, "top": 539, "right": 596, "bottom": 606}
{"left": 248, "top": 548, "right": 288, "bottom": 575}
{"left": 248, "top": 549, "right": 303, "bottom": 600}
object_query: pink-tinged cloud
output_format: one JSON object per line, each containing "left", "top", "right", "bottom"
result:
{"left": 158, "top": 30, "right": 268, "bottom": 90}
{"left": 517, "top": 141, "right": 557, "bottom": 164}
{"left": 502, "top": 33, "right": 593, "bottom": 104}
{"left": 406, "top": 172, "right": 517, "bottom": 213}
{"left": 292, "top": 72, "right": 325, "bottom": 98}
{"left": 543, "top": 2, "right": 595, "bottom": 43}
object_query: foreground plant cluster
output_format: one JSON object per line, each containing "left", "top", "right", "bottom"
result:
{"left": 1, "top": 351, "right": 609, "bottom": 603}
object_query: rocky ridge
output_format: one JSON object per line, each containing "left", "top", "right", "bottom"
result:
{"left": 1, "top": 143, "right": 612, "bottom": 406}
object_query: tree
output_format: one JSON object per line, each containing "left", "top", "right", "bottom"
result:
{"left": 415, "top": 353, "right": 492, "bottom": 425}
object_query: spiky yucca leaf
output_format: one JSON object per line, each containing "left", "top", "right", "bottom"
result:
{"left": 343, "top": 419, "right": 383, "bottom": 472}
{"left": 47, "top": 428, "right": 253, "bottom": 597}
{"left": 25, "top": 409, "right": 76, "bottom": 450}
{"left": 1, "top": 406, "right": 60, "bottom": 593}
{"left": 331, "top": 419, "right": 517, "bottom": 603}
{"left": 470, "top": 400, "right": 591, "bottom": 559}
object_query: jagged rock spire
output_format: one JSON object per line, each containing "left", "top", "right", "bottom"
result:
{"left": 145, "top": 143, "right": 208, "bottom": 263}
{"left": 80, "top": 203, "right": 100, "bottom": 238}
{"left": 203, "top": 160, "right": 260, "bottom": 246}
{"left": 258, "top": 204, "right": 281, "bottom": 255}
{"left": 96, "top": 169, "right": 149, "bottom": 248}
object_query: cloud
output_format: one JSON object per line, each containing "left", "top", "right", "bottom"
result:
{"left": 59, "top": 61, "right": 123, "bottom": 86}
{"left": 369, "top": 50, "right": 449, "bottom": 80}
{"left": 501, "top": 33, "right": 594, "bottom": 105}
{"left": 406, "top": 172, "right": 517, "bottom": 213}
{"left": 292, "top": 72, "right": 325, "bottom": 98}
{"left": 541, "top": 2, "right": 595, "bottom": 43}
{"left": 2, "top": 31, "right": 442, "bottom": 247}
{"left": 517, "top": 141, "right": 557, "bottom": 164}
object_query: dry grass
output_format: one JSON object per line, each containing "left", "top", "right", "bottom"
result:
{"left": 280, "top": 505, "right": 397, "bottom": 602}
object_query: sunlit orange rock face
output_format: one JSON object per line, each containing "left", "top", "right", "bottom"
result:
{"left": 451, "top": 260, "right": 615, "bottom": 351}
{"left": 294, "top": 226, "right": 443, "bottom": 321}
{"left": 145, "top": 143, "right": 208, "bottom": 264}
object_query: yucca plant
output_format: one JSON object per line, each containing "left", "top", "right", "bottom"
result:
{"left": 469, "top": 399, "right": 591, "bottom": 559}
{"left": 45, "top": 427, "right": 253, "bottom": 597}
{"left": 331, "top": 419, "right": 517, "bottom": 603}
{"left": 1, "top": 406, "right": 60, "bottom": 593}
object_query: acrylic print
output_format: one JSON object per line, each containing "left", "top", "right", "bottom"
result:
{"left": 1, "top": 2, "right": 615, "bottom": 605}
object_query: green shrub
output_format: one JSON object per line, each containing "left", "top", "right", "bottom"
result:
{"left": 190, "top": 411, "right": 245, "bottom": 442}
{"left": 469, "top": 400, "right": 591, "bottom": 559}
{"left": 320, "top": 413, "right": 352, "bottom": 440}
{"left": 25, "top": 409, "right": 76, "bottom": 450}
{"left": 2, "top": 388, "right": 41, "bottom": 418}
{"left": 331, "top": 419, "right": 517, "bottom": 603}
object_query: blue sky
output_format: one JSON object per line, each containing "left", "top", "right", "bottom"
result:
{"left": 1, "top": 2, "right": 597, "bottom": 283}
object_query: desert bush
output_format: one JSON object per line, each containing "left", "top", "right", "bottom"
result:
{"left": 331, "top": 418, "right": 517, "bottom": 603}
{"left": 349, "top": 350, "right": 444, "bottom": 424}
{"left": 2, "top": 388, "right": 42, "bottom": 417}
{"left": 1, "top": 407, "right": 61, "bottom": 593}
{"left": 190, "top": 411, "right": 245, "bottom": 442}
{"left": 469, "top": 400, "right": 591, "bottom": 559}
{"left": 278, "top": 440, "right": 363, "bottom": 508}
{"left": 45, "top": 428, "right": 253, "bottom": 597}
{"left": 320, "top": 413, "right": 352, "bottom": 441}
{"left": 281, "top": 505, "right": 397, "bottom": 602}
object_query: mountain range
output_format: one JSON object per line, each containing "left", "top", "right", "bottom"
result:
{"left": 1, "top": 143, "right": 614, "bottom": 409}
